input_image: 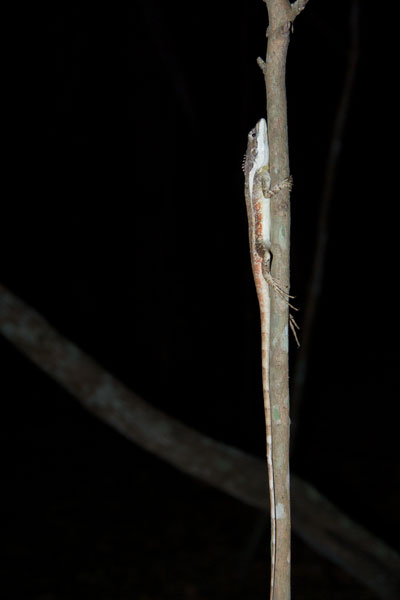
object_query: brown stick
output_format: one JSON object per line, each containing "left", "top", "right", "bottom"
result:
{"left": 1, "top": 282, "right": 399, "bottom": 598}
{"left": 259, "top": 1, "right": 309, "bottom": 597}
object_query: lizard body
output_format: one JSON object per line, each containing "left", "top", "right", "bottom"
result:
{"left": 244, "top": 118, "right": 277, "bottom": 598}
{"left": 244, "top": 118, "right": 295, "bottom": 599}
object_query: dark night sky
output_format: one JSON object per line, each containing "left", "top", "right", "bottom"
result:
{"left": 2, "top": 1, "right": 399, "bottom": 598}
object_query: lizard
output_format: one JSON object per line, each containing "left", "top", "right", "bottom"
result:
{"left": 243, "top": 117, "right": 294, "bottom": 599}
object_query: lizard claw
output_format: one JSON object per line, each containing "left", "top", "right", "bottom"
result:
{"left": 289, "top": 314, "right": 300, "bottom": 347}
{"left": 262, "top": 260, "right": 298, "bottom": 310}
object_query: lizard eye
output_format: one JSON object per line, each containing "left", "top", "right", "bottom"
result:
{"left": 250, "top": 129, "right": 256, "bottom": 138}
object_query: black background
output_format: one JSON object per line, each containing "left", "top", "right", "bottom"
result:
{"left": 1, "top": 1, "right": 399, "bottom": 598}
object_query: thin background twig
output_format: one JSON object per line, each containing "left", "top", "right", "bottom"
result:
{"left": 290, "top": 0, "right": 360, "bottom": 445}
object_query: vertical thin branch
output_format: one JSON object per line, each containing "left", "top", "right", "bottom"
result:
{"left": 259, "top": 1, "right": 309, "bottom": 598}
{"left": 290, "top": 0, "right": 360, "bottom": 447}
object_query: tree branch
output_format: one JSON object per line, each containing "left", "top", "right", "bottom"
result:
{"left": 0, "top": 282, "right": 399, "bottom": 598}
{"left": 259, "top": 0, "right": 310, "bottom": 596}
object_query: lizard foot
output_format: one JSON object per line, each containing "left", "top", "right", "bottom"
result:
{"left": 262, "top": 268, "right": 298, "bottom": 310}
{"left": 265, "top": 176, "right": 293, "bottom": 198}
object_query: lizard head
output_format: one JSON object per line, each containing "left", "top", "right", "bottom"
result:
{"left": 244, "top": 118, "right": 269, "bottom": 197}
{"left": 243, "top": 118, "right": 269, "bottom": 173}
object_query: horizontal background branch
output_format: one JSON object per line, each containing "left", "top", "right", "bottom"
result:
{"left": 1, "top": 282, "right": 399, "bottom": 599}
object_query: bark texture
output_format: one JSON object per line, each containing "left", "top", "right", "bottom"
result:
{"left": 260, "top": 1, "right": 308, "bottom": 596}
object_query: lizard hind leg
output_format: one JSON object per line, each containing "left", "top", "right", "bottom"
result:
{"left": 263, "top": 263, "right": 301, "bottom": 345}
{"left": 262, "top": 261, "right": 297, "bottom": 309}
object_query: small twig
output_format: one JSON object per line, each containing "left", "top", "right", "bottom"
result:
{"left": 257, "top": 57, "right": 267, "bottom": 73}
{"left": 290, "top": 0, "right": 310, "bottom": 19}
